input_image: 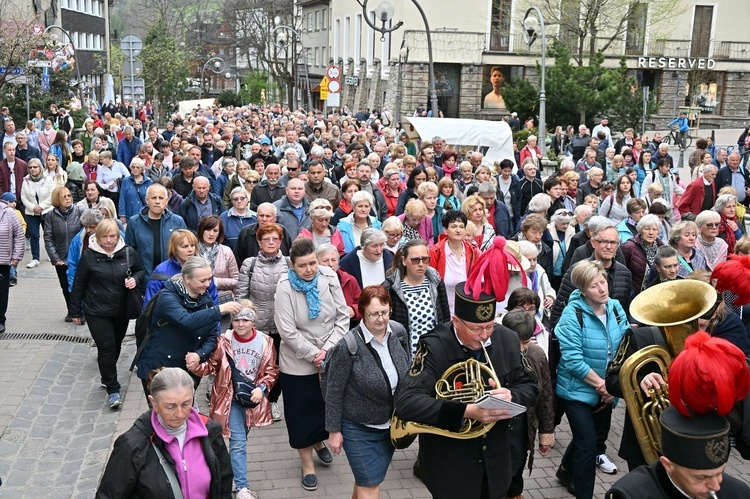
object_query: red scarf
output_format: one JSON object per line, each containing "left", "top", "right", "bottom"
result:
{"left": 567, "top": 188, "right": 578, "bottom": 198}
{"left": 338, "top": 198, "right": 353, "bottom": 215}
{"left": 719, "top": 213, "right": 738, "bottom": 254}
{"left": 442, "top": 162, "right": 457, "bottom": 177}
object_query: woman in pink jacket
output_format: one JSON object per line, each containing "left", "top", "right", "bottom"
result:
{"left": 191, "top": 300, "right": 279, "bottom": 499}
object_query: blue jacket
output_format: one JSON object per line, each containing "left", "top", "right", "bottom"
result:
{"left": 143, "top": 258, "right": 219, "bottom": 306}
{"left": 668, "top": 116, "right": 690, "bottom": 132}
{"left": 213, "top": 171, "right": 229, "bottom": 200}
{"left": 116, "top": 136, "right": 142, "bottom": 167}
{"left": 489, "top": 200, "right": 513, "bottom": 238}
{"left": 273, "top": 196, "right": 311, "bottom": 240}
{"left": 124, "top": 207, "right": 187, "bottom": 277}
{"left": 135, "top": 277, "right": 222, "bottom": 380}
{"left": 219, "top": 208, "right": 257, "bottom": 250}
{"left": 555, "top": 289, "right": 628, "bottom": 406}
{"left": 117, "top": 175, "right": 153, "bottom": 219}
{"left": 616, "top": 218, "right": 636, "bottom": 244}
{"left": 338, "top": 215, "right": 383, "bottom": 253}
{"left": 66, "top": 227, "right": 126, "bottom": 291}
{"left": 178, "top": 190, "right": 225, "bottom": 233}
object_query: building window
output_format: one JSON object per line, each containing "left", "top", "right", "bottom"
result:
{"left": 334, "top": 18, "right": 340, "bottom": 61}
{"left": 315, "top": 47, "right": 320, "bottom": 66}
{"left": 322, "top": 46, "right": 327, "bottom": 67}
{"left": 61, "top": 0, "right": 69, "bottom": 9}
{"left": 686, "top": 71, "right": 723, "bottom": 114}
{"left": 344, "top": 17, "right": 350, "bottom": 66}
{"left": 489, "top": 0, "right": 512, "bottom": 52}
{"left": 315, "top": 10, "right": 320, "bottom": 31}
{"left": 307, "top": 48, "right": 313, "bottom": 66}
{"left": 307, "top": 13, "right": 313, "bottom": 33}
{"left": 625, "top": 2, "right": 647, "bottom": 55}
{"left": 691, "top": 6, "right": 713, "bottom": 58}
{"left": 322, "top": 9, "right": 328, "bottom": 31}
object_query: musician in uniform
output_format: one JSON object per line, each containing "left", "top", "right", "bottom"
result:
{"left": 606, "top": 405, "right": 750, "bottom": 498}
{"left": 394, "top": 283, "right": 538, "bottom": 499}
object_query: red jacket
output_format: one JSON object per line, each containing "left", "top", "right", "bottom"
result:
{"left": 678, "top": 176, "right": 716, "bottom": 217}
{"left": 0, "top": 158, "right": 28, "bottom": 203}
{"left": 376, "top": 176, "right": 405, "bottom": 218}
{"left": 428, "top": 234, "right": 479, "bottom": 279}
{"left": 338, "top": 268, "right": 362, "bottom": 322}
{"left": 297, "top": 226, "right": 346, "bottom": 256}
{"left": 519, "top": 145, "right": 542, "bottom": 166}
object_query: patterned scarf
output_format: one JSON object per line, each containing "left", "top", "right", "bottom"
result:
{"left": 287, "top": 268, "right": 321, "bottom": 319}
{"left": 199, "top": 242, "right": 219, "bottom": 271}
{"left": 718, "top": 214, "right": 738, "bottom": 254}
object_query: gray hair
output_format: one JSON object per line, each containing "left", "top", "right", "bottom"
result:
{"left": 477, "top": 182, "right": 496, "bottom": 196}
{"left": 129, "top": 157, "right": 145, "bottom": 170}
{"left": 351, "top": 190, "right": 374, "bottom": 207}
{"left": 587, "top": 167, "right": 603, "bottom": 179}
{"left": 230, "top": 186, "right": 245, "bottom": 198}
{"left": 123, "top": 125, "right": 134, "bottom": 134}
{"left": 315, "top": 243, "right": 339, "bottom": 260}
{"left": 518, "top": 240, "right": 539, "bottom": 259}
{"left": 702, "top": 164, "right": 717, "bottom": 174}
{"left": 381, "top": 215, "right": 403, "bottom": 233}
{"left": 310, "top": 145, "right": 324, "bottom": 157}
{"left": 15, "top": 131, "right": 26, "bottom": 139}
{"left": 551, "top": 209, "right": 574, "bottom": 226}
{"left": 636, "top": 214, "right": 661, "bottom": 233}
{"left": 654, "top": 245, "right": 678, "bottom": 266}
{"left": 528, "top": 193, "right": 551, "bottom": 213}
{"left": 308, "top": 198, "right": 333, "bottom": 219}
{"left": 695, "top": 209, "right": 721, "bottom": 228}
{"left": 590, "top": 217, "right": 617, "bottom": 238}
{"left": 257, "top": 202, "right": 278, "bottom": 216}
{"left": 574, "top": 204, "right": 593, "bottom": 222}
{"left": 713, "top": 194, "right": 737, "bottom": 214}
{"left": 559, "top": 158, "right": 575, "bottom": 171}
{"left": 149, "top": 367, "right": 195, "bottom": 399}
{"left": 383, "top": 167, "right": 400, "bottom": 178}
{"left": 361, "top": 228, "right": 387, "bottom": 248}
{"left": 80, "top": 208, "right": 104, "bottom": 226}
{"left": 181, "top": 255, "right": 211, "bottom": 277}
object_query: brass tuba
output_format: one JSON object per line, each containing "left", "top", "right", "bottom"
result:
{"left": 390, "top": 346, "right": 500, "bottom": 449}
{"left": 620, "top": 280, "right": 717, "bottom": 463}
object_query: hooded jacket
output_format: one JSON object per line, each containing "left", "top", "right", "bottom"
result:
{"left": 125, "top": 206, "right": 187, "bottom": 277}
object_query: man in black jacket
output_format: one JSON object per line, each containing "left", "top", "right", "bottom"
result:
{"left": 395, "top": 283, "right": 538, "bottom": 499}
{"left": 715, "top": 151, "right": 750, "bottom": 206}
{"left": 249, "top": 163, "right": 284, "bottom": 211}
{"left": 233, "top": 203, "right": 292, "bottom": 265}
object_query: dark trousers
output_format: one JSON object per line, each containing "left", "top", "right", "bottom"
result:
{"left": 26, "top": 214, "right": 42, "bottom": 261}
{"left": 268, "top": 332, "right": 282, "bottom": 403}
{"left": 0, "top": 265, "right": 9, "bottom": 325}
{"left": 101, "top": 190, "right": 120, "bottom": 208}
{"left": 507, "top": 414, "right": 529, "bottom": 497}
{"left": 55, "top": 264, "right": 71, "bottom": 311}
{"left": 86, "top": 315, "right": 129, "bottom": 394}
{"left": 561, "top": 399, "right": 613, "bottom": 499}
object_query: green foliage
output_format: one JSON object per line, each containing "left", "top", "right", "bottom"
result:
{"left": 513, "top": 128, "right": 538, "bottom": 149}
{"left": 602, "top": 58, "right": 660, "bottom": 131}
{"left": 239, "top": 71, "right": 275, "bottom": 105}
{"left": 140, "top": 18, "right": 189, "bottom": 124}
{"left": 2, "top": 68, "right": 76, "bottom": 124}
{"left": 500, "top": 79, "right": 537, "bottom": 125}
{"left": 217, "top": 90, "right": 242, "bottom": 107}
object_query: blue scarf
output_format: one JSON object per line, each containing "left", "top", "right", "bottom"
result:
{"left": 287, "top": 269, "right": 321, "bottom": 319}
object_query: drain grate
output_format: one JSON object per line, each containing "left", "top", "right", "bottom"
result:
{"left": 0, "top": 332, "right": 94, "bottom": 345}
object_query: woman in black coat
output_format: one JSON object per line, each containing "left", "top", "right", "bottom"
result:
{"left": 69, "top": 219, "right": 145, "bottom": 409}
{"left": 395, "top": 166, "right": 427, "bottom": 216}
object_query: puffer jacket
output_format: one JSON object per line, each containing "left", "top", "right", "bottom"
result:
{"left": 66, "top": 227, "right": 126, "bottom": 291}
{"left": 21, "top": 175, "right": 55, "bottom": 215}
{"left": 191, "top": 331, "right": 279, "bottom": 437}
{"left": 208, "top": 244, "right": 239, "bottom": 302}
{"left": 43, "top": 205, "right": 84, "bottom": 264}
{"left": 94, "top": 409, "right": 233, "bottom": 499}
{"left": 620, "top": 235, "right": 663, "bottom": 292}
{"left": 555, "top": 289, "right": 628, "bottom": 406}
{"left": 236, "top": 252, "right": 289, "bottom": 334}
{"left": 69, "top": 239, "right": 146, "bottom": 318}
{"left": 382, "top": 267, "right": 451, "bottom": 337}
{"left": 550, "top": 256, "right": 634, "bottom": 324}
{"left": 0, "top": 201, "right": 24, "bottom": 265}
{"left": 135, "top": 277, "right": 223, "bottom": 379}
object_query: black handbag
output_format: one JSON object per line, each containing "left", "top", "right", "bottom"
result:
{"left": 124, "top": 248, "right": 143, "bottom": 320}
{"left": 225, "top": 352, "right": 260, "bottom": 408}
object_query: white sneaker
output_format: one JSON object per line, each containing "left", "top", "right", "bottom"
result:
{"left": 236, "top": 487, "right": 257, "bottom": 499}
{"left": 26, "top": 259, "right": 40, "bottom": 269}
{"left": 271, "top": 402, "right": 282, "bottom": 422}
{"left": 596, "top": 454, "right": 618, "bottom": 474}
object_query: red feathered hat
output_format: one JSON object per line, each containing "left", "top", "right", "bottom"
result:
{"left": 464, "top": 236, "right": 527, "bottom": 302}
{"left": 712, "top": 254, "right": 750, "bottom": 306}
{"left": 668, "top": 331, "right": 750, "bottom": 417}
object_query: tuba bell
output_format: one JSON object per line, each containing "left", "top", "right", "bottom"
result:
{"left": 620, "top": 280, "right": 717, "bottom": 463}
{"left": 390, "top": 346, "right": 500, "bottom": 449}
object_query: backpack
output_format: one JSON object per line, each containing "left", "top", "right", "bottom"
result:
{"left": 129, "top": 273, "right": 171, "bottom": 372}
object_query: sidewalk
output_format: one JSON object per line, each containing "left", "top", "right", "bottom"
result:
{"left": 2, "top": 233, "right": 750, "bottom": 498}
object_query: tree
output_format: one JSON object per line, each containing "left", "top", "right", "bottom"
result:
{"left": 0, "top": 4, "right": 45, "bottom": 93}
{"left": 240, "top": 71, "right": 274, "bottom": 104}
{"left": 2, "top": 67, "right": 77, "bottom": 123}
{"left": 602, "top": 58, "right": 659, "bottom": 131}
{"left": 140, "top": 18, "right": 188, "bottom": 124}
{"left": 534, "top": 0, "right": 685, "bottom": 66}
{"left": 500, "top": 79, "right": 537, "bottom": 123}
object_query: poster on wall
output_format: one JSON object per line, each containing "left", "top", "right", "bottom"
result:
{"left": 481, "top": 65, "right": 525, "bottom": 110}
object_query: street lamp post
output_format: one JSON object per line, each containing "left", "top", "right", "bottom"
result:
{"left": 394, "top": 40, "right": 409, "bottom": 123}
{"left": 43, "top": 25, "right": 84, "bottom": 109}
{"left": 200, "top": 56, "right": 226, "bottom": 99}
{"left": 522, "top": 7, "right": 547, "bottom": 157}
{"left": 358, "top": 0, "right": 439, "bottom": 118}
{"left": 271, "top": 23, "right": 314, "bottom": 112}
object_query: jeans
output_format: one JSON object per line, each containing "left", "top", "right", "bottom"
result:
{"left": 26, "top": 214, "right": 42, "bottom": 261}
{"left": 228, "top": 402, "right": 250, "bottom": 489}
{"left": 561, "top": 399, "right": 613, "bottom": 499}
{"left": 55, "top": 264, "right": 71, "bottom": 311}
{"left": 86, "top": 315, "right": 129, "bottom": 394}
{"left": 0, "top": 265, "right": 9, "bottom": 325}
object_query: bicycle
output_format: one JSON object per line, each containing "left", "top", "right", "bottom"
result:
{"left": 662, "top": 127, "right": 693, "bottom": 150}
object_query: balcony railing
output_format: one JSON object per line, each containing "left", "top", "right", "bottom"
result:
{"left": 713, "top": 41, "right": 750, "bottom": 60}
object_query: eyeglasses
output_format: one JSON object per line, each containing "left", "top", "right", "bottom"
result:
{"left": 365, "top": 310, "right": 391, "bottom": 320}
{"left": 457, "top": 317, "right": 494, "bottom": 334}
{"left": 408, "top": 256, "right": 430, "bottom": 264}
{"left": 516, "top": 305, "right": 537, "bottom": 313}
{"left": 594, "top": 239, "right": 619, "bottom": 247}
{"left": 261, "top": 237, "right": 280, "bottom": 243}
{"left": 386, "top": 232, "right": 403, "bottom": 239}
{"left": 704, "top": 223, "right": 719, "bottom": 228}
{"left": 232, "top": 196, "right": 247, "bottom": 201}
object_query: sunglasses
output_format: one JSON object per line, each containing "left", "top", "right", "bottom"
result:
{"left": 408, "top": 256, "right": 430, "bottom": 264}
{"left": 704, "top": 222, "right": 719, "bottom": 228}
{"left": 232, "top": 196, "right": 247, "bottom": 201}
{"left": 287, "top": 167, "right": 298, "bottom": 171}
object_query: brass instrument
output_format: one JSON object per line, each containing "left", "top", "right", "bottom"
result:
{"left": 390, "top": 345, "right": 500, "bottom": 449}
{"left": 621, "top": 280, "right": 717, "bottom": 463}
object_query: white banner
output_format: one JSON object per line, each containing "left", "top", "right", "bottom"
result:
{"left": 178, "top": 98, "right": 218, "bottom": 116}
{"left": 402, "top": 117, "right": 516, "bottom": 171}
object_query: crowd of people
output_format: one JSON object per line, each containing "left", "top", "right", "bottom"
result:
{"left": 1, "top": 102, "right": 750, "bottom": 499}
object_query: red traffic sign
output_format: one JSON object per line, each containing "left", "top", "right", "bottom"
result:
{"left": 326, "top": 65, "right": 340, "bottom": 80}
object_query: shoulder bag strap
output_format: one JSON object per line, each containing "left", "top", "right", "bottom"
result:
{"left": 125, "top": 247, "right": 132, "bottom": 277}
{"left": 151, "top": 441, "right": 185, "bottom": 499}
